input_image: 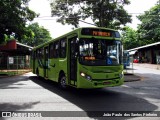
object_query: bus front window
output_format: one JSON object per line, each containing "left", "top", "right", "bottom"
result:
{"left": 79, "top": 38, "right": 122, "bottom": 66}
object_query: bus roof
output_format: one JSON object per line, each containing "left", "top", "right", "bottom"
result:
{"left": 33, "top": 27, "right": 119, "bottom": 50}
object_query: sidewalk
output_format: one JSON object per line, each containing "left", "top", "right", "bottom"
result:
{"left": 124, "top": 73, "right": 141, "bottom": 82}
{"left": 0, "top": 69, "right": 31, "bottom": 78}
{"left": 124, "top": 64, "right": 141, "bottom": 82}
{"left": 133, "top": 63, "right": 160, "bottom": 70}
{"left": 124, "top": 63, "right": 160, "bottom": 82}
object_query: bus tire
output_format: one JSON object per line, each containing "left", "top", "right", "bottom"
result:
{"left": 59, "top": 75, "right": 67, "bottom": 89}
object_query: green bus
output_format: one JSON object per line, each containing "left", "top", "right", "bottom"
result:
{"left": 31, "top": 27, "right": 124, "bottom": 89}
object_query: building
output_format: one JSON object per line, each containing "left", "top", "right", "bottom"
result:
{"left": 127, "top": 42, "right": 160, "bottom": 64}
{"left": 0, "top": 40, "right": 33, "bottom": 69}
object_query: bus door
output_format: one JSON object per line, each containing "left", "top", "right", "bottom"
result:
{"left": 44, "top": 47, "right": 49, "bottom": 78}
{"left": 49, "top": 41, "right": 59, "bottom": 81}
{"left": 68, "top": 35, "right": 78, "bottom": 86}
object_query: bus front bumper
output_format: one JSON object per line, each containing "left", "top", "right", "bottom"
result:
{"left": 77, "top": 75, "right": 124, "bottom": 89}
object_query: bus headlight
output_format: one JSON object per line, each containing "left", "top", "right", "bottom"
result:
{"left": 119, "top": 71, "right": 124, "bottom": 79}
{"left": 80, "top": 72, "right": 92, "bottom": 81}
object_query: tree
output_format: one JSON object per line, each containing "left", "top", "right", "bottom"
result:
{"left": 0, "top": 0, "right": 38, "bottom": 42}
{"left": 0, "top": 33, "right": 7, "bottom": 45}
{"left": 21, "top": 23, "right": 52, "bottom": 47}
{"left": 50, "top": 0, "right": 132, "bottom": 29}
{"left": 137, "top": 2, "right": 160, "bottom": 45}
{"left": 121, "top": 26, "right": 138, "bottom": 50}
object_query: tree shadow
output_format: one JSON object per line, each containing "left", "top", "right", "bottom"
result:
{"left": 0, "top": 75, "right": 30, "bottom": 89}
{"left": 29, "top": 76, "right": 158, "bottom": 120}
{"left": 0, "top": 102, "right": 40, "bottom": 111}
{"left": 0, "top": 74, "right": 41, "bottom": 120}
{"left": 0, "top": 102, "right": 40, "bottom": 120}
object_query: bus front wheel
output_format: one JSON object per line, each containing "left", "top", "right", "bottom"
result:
{"left": 59, "top": 76, "right": 67, "bottom": 89}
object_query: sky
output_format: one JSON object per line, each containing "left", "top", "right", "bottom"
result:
{"left": 28, "top": 0, "right": 158, "bottom": 38}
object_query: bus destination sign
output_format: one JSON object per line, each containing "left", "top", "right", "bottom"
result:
{"left": 92, "top": 31, "right": 111, "bottom": 37}
{"left": 81, "top": 28, "right": 116, "bottom": 37}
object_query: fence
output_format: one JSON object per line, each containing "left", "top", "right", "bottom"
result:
{"left": 0, "top": 55, "right": 31, "bottom": 76}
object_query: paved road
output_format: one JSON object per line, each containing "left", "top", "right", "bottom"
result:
{"left": 0, "top": 65, "right": 160, "bottom": 120}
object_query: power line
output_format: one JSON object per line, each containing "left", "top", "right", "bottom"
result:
{"left": 34, "top": 13, "right": 144, "bottom": 19}
{"left": 78, "top": 20, "right": 96, "bottom": 26}
{"left": 128, "top": 13, "right": 144, "bottom": 15}
{"left": 33, "top": 16, "right": 96, "bottom": 26}
{"left": 33, "top": 14, "right": 141, "bottom": 21}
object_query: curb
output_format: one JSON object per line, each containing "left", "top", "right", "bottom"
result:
{"left": 124, "top": 74, "right": 141, "bottom": 82}
{"left": 0, "top": 72, "right": 31, "bottom": 79}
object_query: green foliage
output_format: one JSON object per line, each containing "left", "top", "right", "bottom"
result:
{"left": 50, "top": 0, "right": 132, "bottom": 29}
{"left": 137, "top": 3, "right": 160, "bottom": 44}
{"left": 122, "top": 1, "right": 160, "bottom": 50}
{"left": 0, "top": 0, "right": 38, "bottom": 41}
{"left": 21, "top": 23, "right": 52, "bottom": 47}
{"left": 121, "top": 26, "right": 138, "bottom": 49}
{"left": 0, "top": 34, "right": 7, "bottom": 45}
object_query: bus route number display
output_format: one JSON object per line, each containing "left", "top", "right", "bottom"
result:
{"left": 81, "top": 28, "right": 112, "bottom": 37}
{"left": 92, "top": 31, "right": 111, "bottom": 37}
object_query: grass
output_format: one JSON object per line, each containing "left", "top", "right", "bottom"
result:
{"left": 0, "top": 69, "right": 31, "bottom": 77}
{"left": 0, "top": 71, "right": 17, "bottom": 76}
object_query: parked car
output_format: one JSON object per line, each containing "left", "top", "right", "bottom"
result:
{"left": 133, "top": 58, "right": 139, "bottom": 63}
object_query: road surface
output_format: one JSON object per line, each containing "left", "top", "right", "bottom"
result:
{"left": 0, "top": 65, "right": 160, "bottom": 120}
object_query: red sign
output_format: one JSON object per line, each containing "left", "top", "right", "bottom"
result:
{"left": 0, "top": 40, "right": 17, "bottom": 51}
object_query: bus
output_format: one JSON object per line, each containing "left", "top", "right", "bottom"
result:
{"left": 31, "top": 27, "right": 124, "bottom": 89}
{"left": 123, "top": 50, "right": 130, "bottom": 68}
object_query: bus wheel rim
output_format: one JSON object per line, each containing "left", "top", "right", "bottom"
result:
{"left": 61, "top": 77, "right": 66, "bottom": 88}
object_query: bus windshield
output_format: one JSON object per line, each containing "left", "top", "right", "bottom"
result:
{"left": 79, "top": 38, "right": 122, "bottom": 66}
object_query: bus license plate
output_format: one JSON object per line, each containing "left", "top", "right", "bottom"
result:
{"left": 103, "top": 82, "right": 111, "bottom": 85}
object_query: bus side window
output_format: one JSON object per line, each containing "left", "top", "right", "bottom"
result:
{"left": 49, "top": 43, "right": 54, "bottom": 58}
{"left": 40, "top": 48, "right": 44, "bottom": 59}
{"left": 53, "top": 41, "right": 59, "bottom": 58}
{"left": 60, "top": 38, "right": 66, "bottom": 58}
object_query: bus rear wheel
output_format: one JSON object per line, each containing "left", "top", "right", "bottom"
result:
{"left": 59, "top": 76, "right": 67, "bottom": 89}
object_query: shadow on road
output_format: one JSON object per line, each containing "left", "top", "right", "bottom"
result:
{"left": 0, "top": 75, "right": 29, "bottom": 89}
{"left": 0, "top": 102, "right": 40, "bottom": 111}
{"left": 0, "top": 102, "right": 40, "bottom": 120}
{"left": 0, "top": 75, "right": 40, "bottom": 120}
{"left": 29, "top": 76, "right": 158, "bottom": 120}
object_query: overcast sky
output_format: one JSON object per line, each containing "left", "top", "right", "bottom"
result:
{"left": 29, "top": 0, "right": 158, "bottom": 38}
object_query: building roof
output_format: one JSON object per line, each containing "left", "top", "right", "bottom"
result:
{"left": 127, "top": 41, "right": 160, "bottom": 52}
{"left": 0, "top": 40, "right": 33, "bottom": 55}
{"left": 17, "top": 42, "right": 33, "bottom": 50}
